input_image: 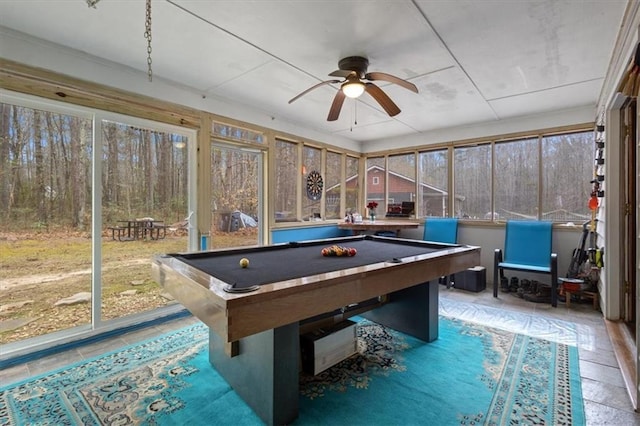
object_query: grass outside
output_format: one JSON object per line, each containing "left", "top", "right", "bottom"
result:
{"left": 0, "top": 228, "right": 258, "bottom": 345}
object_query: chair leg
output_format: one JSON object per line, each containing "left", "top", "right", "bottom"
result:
{"left": 550, "top": 253, "right": 558, "bottom": 308}
{"left": 493, "top": 249, "right": 503, "bottom": 298}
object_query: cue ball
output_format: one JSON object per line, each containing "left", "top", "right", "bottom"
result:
{"left": 239, "top": 258, "right": 249, "bottom": 268}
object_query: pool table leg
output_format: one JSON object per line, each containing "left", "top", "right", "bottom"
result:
{"left": 208, "top": 322, "right": 299, "bottom": 426}
{"left": 360, "top": 280, "right": 439, "bottom": 342}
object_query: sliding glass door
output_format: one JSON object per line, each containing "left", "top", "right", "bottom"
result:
{"left": 0, "top": 98, "right": 94, "bottom": 344}
{"left": 0, "top": 91, "right": 195, "bottom": 354}
{"left": 100, "top": 118, "right": 192, "bottom": 323}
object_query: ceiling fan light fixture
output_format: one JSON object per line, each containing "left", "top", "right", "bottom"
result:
{"left": 342, "top": 81, "right": 365, "bottom": 98}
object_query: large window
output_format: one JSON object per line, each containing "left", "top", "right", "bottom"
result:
{"left": 302, "top": 146, "right": 321, "bottom": 220}
{"left": 1, "top": 101, "right": 94, "bottom": 343}
{"left": 542, "top": 131, "right": 593, "bottom": 221}
{"left": 101, "top": 119, "right": 190, "bottom": 322}
{"left": 325, "top": 151, "right": 342, "bottom": 220}
{"left": 274, "top": 140, "right": 360, "bottom": 223}
{"left": 211, "top": 143, "right": 262, "bottom": 248}
{"left": 454, "top": 144, "right": 492, "bottom": 219}
{"left": 419, "top": 149, "right": 449, "bottom": 217}
{"left": 0, "top": 93, "right": 194, "bottom": 349}
{"left": 345, "top": 155, "right": 360, "bottom": 214}
{"left": 366, "top": 157, "right": 385, "bottom": 215}
{"left": 274, "top": 139, "right": 298, "bottom": 222}
{"left": 494, "top": 138, "right": 538, "bottom": 219}
{"left": 388, "top": 153, "right": 415, "bottom": 208}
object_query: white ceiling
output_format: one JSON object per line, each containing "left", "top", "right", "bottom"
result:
{"left": 0, "top": 0, "right": 628, "bottom": 143}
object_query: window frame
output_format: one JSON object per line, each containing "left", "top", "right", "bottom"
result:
{"left": 0, "top": 89, "right": 197, "bottom": 356}
{"left": 364, "top": 125, "right": 594, "bottom": 222}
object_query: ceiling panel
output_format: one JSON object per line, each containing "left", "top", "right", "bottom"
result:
{"left": 395, "top": 67, "right": 498, "bottom": 132}
{"left": 0, "top": 0, "right": 628, "bottom": 145}
{"left": 417, "top": 0, "right": 626, "bottom": 100}
{"left": 174, "top": 0, "right": 456, "bottom": 80}
{"left": 333, "top": 117, "right": 418, "bottom": 142}
{"left": 489, "top": 78, "right": 603, "bottom": 119}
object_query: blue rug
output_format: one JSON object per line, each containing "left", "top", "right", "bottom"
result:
{"left": 0, "top": 317, "right": 585, "bottom": 425}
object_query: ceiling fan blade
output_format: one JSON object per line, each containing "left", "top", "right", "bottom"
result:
{"left": 288, "top": 80, "right": 341, "bottom": 104}
{"left": 327, "top": 90, "right": 346, "bottom": 121}
{"left": 365, "top": 72, "right": 418, "bottom": 93}
{"left": 328, "top": 70, "right": 355, "bottom": 78}
{"left": 364, "top": 83, "right": 401, "bottom": 117}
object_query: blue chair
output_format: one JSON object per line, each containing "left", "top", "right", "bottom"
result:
{"left": 493, "top": 220, "right": 558, "bottom": 307}
{"left": 423, "top": 217, "right": 458, "bottom": 244}
{"left": 423, "top": 218, "right": 459, "bottom": 288}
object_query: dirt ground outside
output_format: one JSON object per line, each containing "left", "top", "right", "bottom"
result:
{"left": 0, "top": 228, "right": 258, "bottom": 345}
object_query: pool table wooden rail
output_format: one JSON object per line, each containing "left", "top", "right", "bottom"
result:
{"left": 152, "top": 242, "right": 480, "bottom": 344}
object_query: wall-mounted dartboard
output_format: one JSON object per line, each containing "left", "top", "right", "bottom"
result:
{"left": 306, "top": 170, "right": 323, "bottom": 200}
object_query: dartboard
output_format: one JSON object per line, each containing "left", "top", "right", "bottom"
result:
{"left": 306, "top": 170, "right": 323, "bottom": 201}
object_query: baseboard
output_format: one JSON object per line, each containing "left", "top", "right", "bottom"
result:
{"left": 604, "top": 319, "right": 637, "bottom": 410}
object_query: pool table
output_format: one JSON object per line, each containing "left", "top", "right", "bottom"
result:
{"left": 152, "top": 235, "right": 480, "bottom": 425}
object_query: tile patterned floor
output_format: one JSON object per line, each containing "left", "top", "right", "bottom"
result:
{"left": 441, "top": 287, "right": 640, "bottom": 426}
{"left": 1, "top": 287, "right": 639, "bottom": 425}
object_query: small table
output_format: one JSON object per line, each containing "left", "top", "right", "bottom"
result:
{"left": 117, "top": 219, "right": 149, "bottom": 240}
{"left": 338, "top": 220, "right": 420, "bottom": 236}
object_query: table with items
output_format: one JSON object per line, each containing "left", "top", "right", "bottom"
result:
{"left": 337, "top": 220, "right": 420, "bottom": 236}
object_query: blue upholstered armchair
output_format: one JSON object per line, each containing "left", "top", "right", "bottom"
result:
{"left": 493, "top": 220, "right": 558, "bottom": 307}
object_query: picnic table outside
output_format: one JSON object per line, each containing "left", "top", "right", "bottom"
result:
{"left": 107, "top": 217, "right": 168, "bottom": 241}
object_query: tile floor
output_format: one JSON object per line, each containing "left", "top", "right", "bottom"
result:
{"left": 441, "top": 287, "right": 640, "bottom": 426}
{"left": 1, "top": 286, "right": 639, "bottom": 425}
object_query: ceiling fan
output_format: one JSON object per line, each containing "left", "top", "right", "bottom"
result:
{"left": 288, "top": 56, "right": 419, "bottom": 121}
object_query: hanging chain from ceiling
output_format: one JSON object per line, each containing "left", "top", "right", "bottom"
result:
{"left": 144, "top": 0, "right": 153, "bottom": 82}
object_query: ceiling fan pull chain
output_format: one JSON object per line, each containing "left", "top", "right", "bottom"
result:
{"left": 350, "top": 100, "right": 358, "bottom": 131}
{"left": 354, "top": 100, "right": 358, "bottom": 126}
{"left": 144, "top": 0, "right": 153, "bottom": 82}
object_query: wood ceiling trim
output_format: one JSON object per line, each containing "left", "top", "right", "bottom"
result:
{"left": 0, "top": 59, "right": 201, "bottom": 129}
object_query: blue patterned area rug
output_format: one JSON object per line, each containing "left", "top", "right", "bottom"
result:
{"left": 0, "top": 316, "right": 585, "bottom": 425}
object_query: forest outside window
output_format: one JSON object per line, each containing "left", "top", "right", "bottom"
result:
{"left": 0, "top": 94, "right": 193, "bottom": 350}
{"left": 494, "top": 138, "right": 539, "bottom": 220}
{"left": 541, "top": 131, "right": 593, "bottom": 221}
{"left": 324, "top": 151, "right": 342, "bottom": 220}
{"left": 345, "top": 155, "right": 360, "bottom": 214}
{"left": 274, "top": 139, "right": 360, "bottom": 223}
{"left": 451, "top": 130, "right": 592, "bottom": 222}
{"left": 274, "top": 139, "right": 298, "bottom": 222}
{"left": 419, "top": 149, "right": 448, "bottom": 218}
{"left": 454, "top": 144, "right": 492, "bottom": 219}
